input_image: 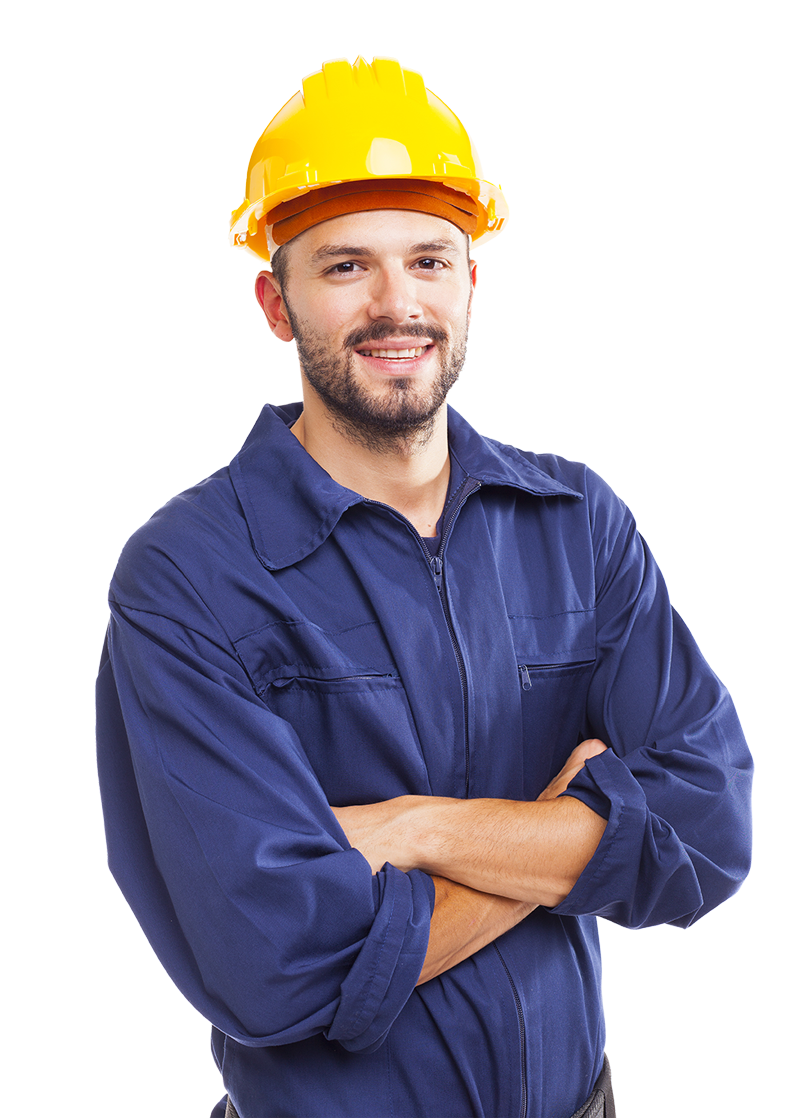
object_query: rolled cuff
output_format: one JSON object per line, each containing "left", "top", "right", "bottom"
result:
{"left": 551, "top": 749, "right": 703, "bottom": 928}
{"left": 326, "top": 865, "right": 435, "bottom": 1053}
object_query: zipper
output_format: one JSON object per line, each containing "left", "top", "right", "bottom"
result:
{"left": 518, "top": 660, "right": 595, "bottom": 691}
{"left": 493, "top": 943, "right": 528, "bottom": 1118}
{"left": 430, "top": 554, "right": 444, "bottom": 593}
{"left": 430, "top": 478, "right": 481, "bottom": 798}
{"left": 270, "top": 672, "right": 396, "bottom": 689}
{"left": 365, "top": 479, "right": 481, "bottom": 798}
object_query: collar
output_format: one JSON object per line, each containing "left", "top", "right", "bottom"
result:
{"left": 230, "top": 403, "right": 582, "bottom": 571}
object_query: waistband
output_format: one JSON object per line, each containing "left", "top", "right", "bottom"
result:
{"left": 224, "top": 1055, "right": 615, "bottom": 1118}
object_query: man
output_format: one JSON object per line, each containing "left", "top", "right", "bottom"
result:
{"left": 97, "top": 57, "right": 752, "bottom": 1118}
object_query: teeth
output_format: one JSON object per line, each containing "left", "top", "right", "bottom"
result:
{"left": 363, "top": 347, "right": 425, "bottom": 359}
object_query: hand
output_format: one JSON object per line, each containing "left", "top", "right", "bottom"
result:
{"left": 536, "top": 739, "right": 608, "bottom": 802}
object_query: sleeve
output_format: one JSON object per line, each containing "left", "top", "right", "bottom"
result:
{"left": 96, "top": 587, "right": 434, "bottom": 1053}
{"left": 551, "top": 471, "right": 753, "bottom": 930}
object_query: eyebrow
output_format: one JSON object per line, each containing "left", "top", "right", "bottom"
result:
{"left": 409, "top": 240, "right": 463, "bottom": 256}
{"left": 310, "top": 239, "right": 463, "bottom": 263}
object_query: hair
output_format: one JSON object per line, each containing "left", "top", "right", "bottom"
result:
{"left": 270, "top": 244, "right": 288, "bottom": 290}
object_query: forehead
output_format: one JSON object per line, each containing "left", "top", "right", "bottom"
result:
{"left": 286, "top": 209, "right": 468, "bottom": 264}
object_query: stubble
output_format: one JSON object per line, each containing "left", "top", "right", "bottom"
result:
{"left": 282, "top": 298, "right": 469, "bottom": 454}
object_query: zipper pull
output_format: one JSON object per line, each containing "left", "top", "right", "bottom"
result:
{"left": 519, "top": 665, "right": 532, "bottom": 691}
{"left": 430, "top": 555, "right": 443, "bottom": 593}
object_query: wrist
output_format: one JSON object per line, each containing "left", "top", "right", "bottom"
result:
{"left": 407, "top": 796, "right": 462, "bottom": 877}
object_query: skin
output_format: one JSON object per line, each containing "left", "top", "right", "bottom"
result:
{"left": 331, "top": 739, "right": 609, "bottom": 907}
{"left": 255, "top": 209, "right": 476, "bottom": 536}
{"left": 256, "top": 209, "right": 607, "bottom": 983}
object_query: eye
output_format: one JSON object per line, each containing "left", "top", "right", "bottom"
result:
{"left": 414, "top": 258, "right": 444, "bottom": 270}
{"left": 327, "top": 261, "right": 363, "bottom": 276}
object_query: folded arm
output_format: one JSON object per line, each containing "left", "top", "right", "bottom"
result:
{"left": 417, "top": 878, "right": 535, "bottom": 984}
{"left": 99, "top": 598, "right": 435, "bottom": 1052}
{"left": 333, "top": 738, "right": 607, "bottom": 984}
{"left": 406, "top": 469, "right": 751, "bottom": 938}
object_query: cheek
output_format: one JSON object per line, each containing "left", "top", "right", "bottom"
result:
{"left": 427, "top": 282, "right": 472, "bottom": 325}
{"left": 312, "top": 296, "right": 363, "bottom": 340}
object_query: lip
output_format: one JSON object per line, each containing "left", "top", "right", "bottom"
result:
{"left": 353, "top": 341, "right": 436, "bottom": 375}
{"left": 354, "top": 337, "right": 434, "bottom": 353}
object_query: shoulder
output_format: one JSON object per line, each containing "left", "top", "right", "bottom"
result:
{"left": 110, "top": 465, "right": 251, "bottom": 614}
{"left": 494, "top": 435, "right": 629, "bottom": 519}
{"left": 483, "top": 438, "right": 638, "bottom": 575}
{"left": 507, "top": 445, "right": 594, "bottom": 493}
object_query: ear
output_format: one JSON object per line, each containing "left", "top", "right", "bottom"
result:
{"left": 467, "top": 259, "right": 478, "bottom": 320}
{"left": 255, "top": 271, "right": 294, "bottom": 342}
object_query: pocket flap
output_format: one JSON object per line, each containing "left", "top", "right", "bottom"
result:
{"left": 234, "top": 619, "right": 397, "bottom": 694}
{"left": 509, "top": 608, "right": 596, "bottom": 667}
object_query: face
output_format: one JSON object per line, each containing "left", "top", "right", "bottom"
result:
{"left": 259, "top": 210, "right": 476, "bottom": 447}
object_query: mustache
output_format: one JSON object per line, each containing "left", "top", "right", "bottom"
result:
{"left": 344, "top": 322, "right": 449, "bottom": 349}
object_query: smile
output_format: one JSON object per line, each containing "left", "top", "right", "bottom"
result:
{"left": 360, "top": 346, "right": 426, "bottom": 360}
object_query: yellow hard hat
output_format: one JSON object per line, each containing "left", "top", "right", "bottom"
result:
{"left": 230, "top": 57, "right": 508, "bottom": 262}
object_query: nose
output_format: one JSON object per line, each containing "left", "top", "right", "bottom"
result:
{"left": 367, "top": 264, "right": 422, "bottom": 325}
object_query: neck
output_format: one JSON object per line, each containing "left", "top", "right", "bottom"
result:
{"left": 292, "top": 396, "right": 451, "bottom": 537}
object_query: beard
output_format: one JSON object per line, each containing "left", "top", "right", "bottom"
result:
{"left": 282, "top": 299, "right": 469, "bottom": 452}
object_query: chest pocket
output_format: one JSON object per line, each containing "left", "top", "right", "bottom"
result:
{"left": 234, "top": 619, "right": 431, "bottom": 803}
{"left": 509, "top": 609, "right": 597, "bottom": 799}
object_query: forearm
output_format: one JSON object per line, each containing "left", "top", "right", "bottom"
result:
{"left": 417, "top": 877, "right": 535, "bottom": 985}
{"left": 407, "top": 795, "right": 606, "bottom": 907}
{"left": 332, "top": 742, "right": 608, "bottom": 912}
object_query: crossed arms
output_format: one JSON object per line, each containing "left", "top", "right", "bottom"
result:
{"left": 332, "top": 738, "right": 609, "bottom": 984}
{"left": 101, "top": 455, "right": 753, "bottom": 1045}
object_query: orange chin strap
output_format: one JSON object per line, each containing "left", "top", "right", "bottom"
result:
{"left": 266, "top": 179, "right": 480, "bottom": 247}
